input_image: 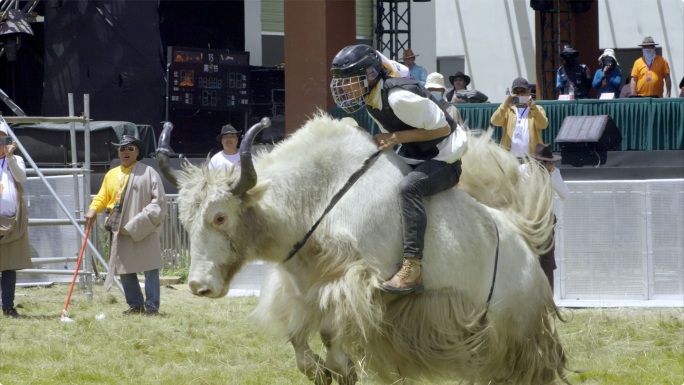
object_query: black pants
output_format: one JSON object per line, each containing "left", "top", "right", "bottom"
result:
{"left": 399, "top": 160, "right": 462, "bottom": 258}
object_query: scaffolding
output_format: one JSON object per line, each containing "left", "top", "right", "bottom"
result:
{"left": 375, "top": 0, "right": 411, "bottom": 61}
{"left": 538, "top": 0, "right": 573, "bottom": 100}
{"left": 2, "top": 94, "right": 122, "bottom": 297}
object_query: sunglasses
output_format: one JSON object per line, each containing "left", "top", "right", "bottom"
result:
{"left": 512, "top": 88, "right": 529, "bottom": 94}
{"left": 118, "top": 146, "right": 137, "bottom": 152}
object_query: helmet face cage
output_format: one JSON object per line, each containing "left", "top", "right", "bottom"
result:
{"left": 330, "top": 45, "right": 383, "bottom": 113}
{"left": 330, "top": 64, "right": 380, "bottom": 113}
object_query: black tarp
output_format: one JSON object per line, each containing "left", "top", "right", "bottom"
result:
{"left": 41, "top": 1, "right": 166, "bottom": 127}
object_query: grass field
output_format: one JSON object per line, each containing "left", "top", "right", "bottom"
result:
{"left": 0, "top": 283, "right": 682, "bottom": 385}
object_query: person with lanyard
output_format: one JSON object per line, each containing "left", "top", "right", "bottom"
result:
{"left": 85, "top": 135, "right": 166, "bottom": 316}
{"left": 330, "top": 44, "right": 467, "bottom": 295}
{"left": 208, "top": 124, "right": 241, "bottom": 170}
{"left": 629, "top": 36, "right": 672, "bottom": 98}
{"left": 0, "top": 119, "right": 32, "bottom": 318}
{"left": 490, "top": 77, "right": 549, "bottom": 158}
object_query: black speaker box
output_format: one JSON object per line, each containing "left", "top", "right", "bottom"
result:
{"left": 555, "top": 115, "right": 622, "bottom": 152}
{"left": 555, "top": 115, "right": 622, "bottom": 167}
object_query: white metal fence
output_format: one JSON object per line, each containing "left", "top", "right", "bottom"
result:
{"left": 556, "top": 179, "right": 684, "bottom": 307}
{"left": 19, "top": 177, "right": 684, "bottom": 306}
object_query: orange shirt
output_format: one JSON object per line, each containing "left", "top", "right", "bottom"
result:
{"left": 631, "top": 56, "right": 670, "bottom": 97}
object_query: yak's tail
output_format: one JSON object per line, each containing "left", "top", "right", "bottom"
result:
{"left": 459, "top": 128, "right": 555, "bottom": 254}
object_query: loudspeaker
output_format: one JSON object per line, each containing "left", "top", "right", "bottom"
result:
{"left": 555, "top": 115, "right": 622, "bottom": 167}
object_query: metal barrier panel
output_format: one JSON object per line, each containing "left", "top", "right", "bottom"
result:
{"left": 22, "top": 180, "right": 683, "bottom": 304}
{"left": 648, "top": 180, "right": 684, "bottom": 299}
{"left": 559, "top": 179, "right": 684, "bottom": 306}
{"left": 23, "top": 175, "right": 84, "bottom": 283}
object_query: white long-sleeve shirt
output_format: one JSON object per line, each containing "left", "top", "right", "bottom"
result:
{"left": 519, "top": 164, "right": 569, "bottom": 216}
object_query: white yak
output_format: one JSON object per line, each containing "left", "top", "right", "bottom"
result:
{"left": 156, "top": 113, "right": 570, "bottom": 384}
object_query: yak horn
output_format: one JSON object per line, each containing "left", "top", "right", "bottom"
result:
{"left": 156, "top": 121, "right": 179, "bottom": 187}
{"left": 232, "top": 117, "right": 271, "bottom": 196}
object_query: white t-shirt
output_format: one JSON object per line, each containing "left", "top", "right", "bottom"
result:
{"left": 367, "top": 79, "right": 468, "bottom": 165}
{"left": 510, "top": 107, "right": 530, "bottom": 157}
{"left": 208, "top": 151, "right": 240, "bottom": 170}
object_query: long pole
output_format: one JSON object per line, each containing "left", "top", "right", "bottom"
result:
{"left": 60, "top": 223, "right": 91, "bottom": 321}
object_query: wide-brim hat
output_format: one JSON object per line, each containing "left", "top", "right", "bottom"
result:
{"left": 216, "top": 124, "right": 241, "bottom": 142}
{"left": 638, "top": 36, "right": 659, "bottom": 47}
{"left": 532, "top": 143, "right": 561, "bottom": 162}
{"left": 511, "top": 77, "right": 530, "bottom": 90}
{"left": 448, "top": 71, "right": 471, "bottom": 86}
{"left": 425, "top": 72, "right": 447, "bottom": 90}
{"left": 598, "top": 48, "right": 620, "bottom": 66}
{"left": 113, "top": 135, "right": 145, "bottom": 161}
{"left": 560, "top": 45, "right": 579, "bottom": 58}
{"left": 401, "top": 48, "right": 418, "bottom": 61}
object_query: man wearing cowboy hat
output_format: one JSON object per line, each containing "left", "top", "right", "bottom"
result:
{"left": 519, "top": 143, "right": 569, "bottom": 292}
{"left": 555, "top": 45, "right": 592, "bottom": 99}
{"left": 629, "top": 36, "right": 671, "bottom": 98}
{"left": 400, "top": 48, "right": 427, "bottom": 87}
{"left": 592, "top": 48, "right": 623, "bottom": 99}
{"left": 445, "top": 71, "right": 471, "bottom": 103}
{"left": 209, "top": 123, "right": 241, "bottom": 170}
{"left": 85, "top": 135, "right": 166, "bottom": 316}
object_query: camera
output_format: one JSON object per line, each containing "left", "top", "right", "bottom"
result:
{"left": 0, "top": 136, "right": 13, "bottom": 145}
{"left": 512, "top": 95, "right": 528, "bottom": 105}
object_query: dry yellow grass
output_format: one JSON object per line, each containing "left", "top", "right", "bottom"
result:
{"left": 0, "top": 283, "right": 681, "bottom": 384}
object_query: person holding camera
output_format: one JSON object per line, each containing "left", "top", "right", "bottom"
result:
{"left": 490, "top": 77, "right": 549, "bottom": 158}
{"left": 85, "top": 135, "right": 166, "bottom": 316}
{"left": 0, "top": 120, "right": 32, "bottom": 318}
{"left": 592, "top": 48, "right": 622, "bottom": 99}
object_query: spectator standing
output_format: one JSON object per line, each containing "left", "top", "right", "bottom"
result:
{"left": 445, "top": 71, "right": 470, "bottom": 103}
{"left": 400, "top": 49, "right": 427, "bottom": 87}
{"left": 519, "top": 144, "right": 569, "bottom": 292}
{"left": 209, "top": 124, "right": 241, "bottom": 170}
{"left": 330, "top": 45, "right": 467, "bottom": 295}
{"left": 592, "top": 49, "right": 622, "bottom": 99}
{"left": 425, "top": 72, "right": 464, "bottom": 126}
{"left": 630, "top": 36, "right": 671, "bottom": 98}
{"left": 85, "top": 135, "right": 166, "bottom": 316}
{"left": 0, "top": 120, "right": 31, "bottom": 318}
{"left": 490, "top": 77, "right": 549, "bottom": 157}
{"left": 679, "top": 77, "right": 684, "bottom": 98}
{"left": 556, "top": 45, "right": 592, "bottom": 99}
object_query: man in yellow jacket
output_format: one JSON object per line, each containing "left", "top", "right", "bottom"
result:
{"left": 490, "top": 77, "right": 548, "bottom": 157}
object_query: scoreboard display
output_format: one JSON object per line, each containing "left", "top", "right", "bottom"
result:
{"left": 167, "top": 46, "right": 250, "bottom": 112}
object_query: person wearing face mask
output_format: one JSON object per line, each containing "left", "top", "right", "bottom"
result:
{"left": 425, "top": 72, "right": 464, "bottom": 126}
{"left": 592, "top": 49, "right": 623, "bottom": 99}
{"left": 491, "top": 77, "right": 548, "bottom": 158}
{"left": 555, "top": 45, "right": 592, "bottom": 99}
{"left": 630, "top": 36, "right": 672, "bottom": 98}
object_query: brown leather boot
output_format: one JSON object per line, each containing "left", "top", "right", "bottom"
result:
{"left": 380, "top": 257, "right": 424, "bottom": 294}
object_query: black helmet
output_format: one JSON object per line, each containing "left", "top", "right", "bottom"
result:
{"left": 330, "top": 44, "right": 385, "bottom": 113}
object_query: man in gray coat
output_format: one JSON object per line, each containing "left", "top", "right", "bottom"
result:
{"left": 85, "top": 135, "right": 166, "bottom": 316}
{"left": 0, "top": 121, "right": 32, "bottom": 318}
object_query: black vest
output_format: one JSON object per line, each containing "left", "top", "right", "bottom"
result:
{"left": 366, "top": 77, "right": 456, "bottom": 161}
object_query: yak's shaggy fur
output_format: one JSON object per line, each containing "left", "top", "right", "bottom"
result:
{"left": 172, "top": 112, "right": 569, "bottom": 384}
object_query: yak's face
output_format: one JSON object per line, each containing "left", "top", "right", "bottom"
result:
{"left": 176, "top": 165, "right": 268, "bottom": 298}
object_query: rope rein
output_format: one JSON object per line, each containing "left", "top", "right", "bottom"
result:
{"left": 282, "top": 150, "right": 382, "bottom": 263}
